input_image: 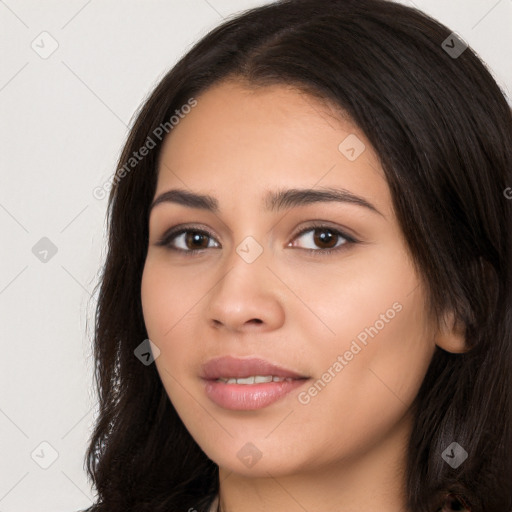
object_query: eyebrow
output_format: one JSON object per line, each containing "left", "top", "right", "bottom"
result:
{"left": 149, "top": 187, "right": 382, "bottom": 216}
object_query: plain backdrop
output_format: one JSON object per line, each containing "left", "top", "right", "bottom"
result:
{"left": 0, "top": 1, "right": 511, "bottom": 510}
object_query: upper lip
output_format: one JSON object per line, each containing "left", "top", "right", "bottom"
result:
{"left": 200, "top": 356, "right": 308, "bottom": 380}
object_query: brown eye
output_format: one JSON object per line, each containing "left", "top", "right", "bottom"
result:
{"left": 291, "top": 225, "right": 351, "bottom": 253}
{"left": 312, "top": 228, "right": 339, "bottom": 249}
{"left": 184, "top": 231, "right": 211, "bottom": 250}
{"left": 157, "top": 228, "right": 220, "bottom": 253}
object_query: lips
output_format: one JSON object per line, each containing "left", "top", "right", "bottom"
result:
{"left": 200, "top": 356, "right": 310, "bottom": 410}
{"left": 200, "top": 355, "right": 308, "bottom": 381}
{"left": 201, "top": 356, "right": 309, "bottom": 411}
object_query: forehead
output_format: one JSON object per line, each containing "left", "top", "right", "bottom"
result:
{"left": 155, "top": 80, "right": 391, "bottom": 217}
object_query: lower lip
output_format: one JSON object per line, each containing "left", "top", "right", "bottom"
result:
{"left": 203, "top": 378, "right": 308, "bottom": 410}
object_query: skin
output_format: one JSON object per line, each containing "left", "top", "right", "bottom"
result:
{"left": 141, "top": 79, "right": 465, "bottom": 512}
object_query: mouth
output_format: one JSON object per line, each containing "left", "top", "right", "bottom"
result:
{"left": 215, "top": 375, "right": 299, "bottom": 384}
{"left": 200, "top": 356, "right": 310, "bottom": 410}
{"left": 200, "top": 355, "right": 308, "bottom": 380}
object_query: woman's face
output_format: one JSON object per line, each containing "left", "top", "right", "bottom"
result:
{"left": 141, "top": 80, "right": 437, "bottom": 477}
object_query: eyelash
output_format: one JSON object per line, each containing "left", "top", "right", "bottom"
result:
{"left": 155, "top": 223, "right": 359, "bottom": 257}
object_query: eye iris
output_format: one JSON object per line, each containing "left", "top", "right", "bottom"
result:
{"left": 313, "top": 228, "right": 338, "bottom": 249}
{"left": 186, "top": 231, "right": 210, "bottom": 249}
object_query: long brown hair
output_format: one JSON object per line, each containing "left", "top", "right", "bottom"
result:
{"left": 83, "top": 1, "right": 512, "bottom": 510}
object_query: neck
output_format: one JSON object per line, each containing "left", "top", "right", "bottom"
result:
{"left": 217, "top": 410, "right": 412, "bottom": 512}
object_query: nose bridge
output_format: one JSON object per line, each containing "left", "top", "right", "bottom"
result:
{"left": 234, "top": 233, "right": 267, "bottom": 266}
{"left": 221, "top": 201, "right": 271, "bottom": 272}
{"left": 205, "top": 231, "right": 284, "bottom": 330}
{"left": 221, "top": 232, "right": 270, "bottom": 293}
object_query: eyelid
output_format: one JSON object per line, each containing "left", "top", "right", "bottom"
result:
{"left": 291, "top": 221, "right": 358, "bottom": 244}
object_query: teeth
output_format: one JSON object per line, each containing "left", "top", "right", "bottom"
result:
{"left": 216, "top": 375, "right": 294, "bottom": 384}
{"left": 234, "top": 376, "right": 254, "bottom": 384}
{"left": 255, "top": 375, "right": 273, "bottom": 383}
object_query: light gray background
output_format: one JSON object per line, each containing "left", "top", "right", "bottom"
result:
{"left": 1, "top": 1, "right": 510, "bottom": 511}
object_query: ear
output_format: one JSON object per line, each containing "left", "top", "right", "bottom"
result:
{"left": 434, "top": 310, "right": 467, "bottom": 354}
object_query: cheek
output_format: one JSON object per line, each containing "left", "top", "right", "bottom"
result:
{"left": 141, "top": 260, "right": 201, "bottom": 415}
{"left": 141, "top": 256, "right": 203, "bottom": 341}
{"left": 141, "top": 257, "right": 211, "bottom": 391}
{"left": 292, "top": 250, "right": 434, "bottom": 438}
{"left": 362, "top": 293, "right": 435, "bottom": 407}
{"left": 302, "top": 285, "right": 434, "bottom": 440}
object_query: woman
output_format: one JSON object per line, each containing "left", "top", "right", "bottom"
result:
{"left": 83, "top": 1, "right": 512, "bottom": 511}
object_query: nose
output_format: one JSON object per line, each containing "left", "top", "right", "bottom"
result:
{"left": 205, "top": 244, "right": 285, "bottom": 334}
